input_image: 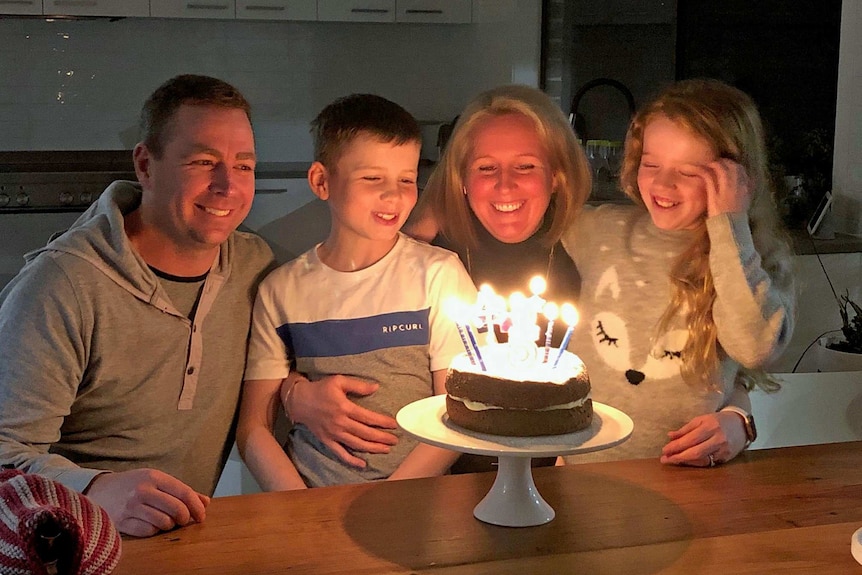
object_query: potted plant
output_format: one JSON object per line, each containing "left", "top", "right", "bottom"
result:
{"left": 816, "top": 290, "right": 862, "bottom": 372}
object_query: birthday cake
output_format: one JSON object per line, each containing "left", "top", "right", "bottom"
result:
{"left": 444, "top": 345, "right": 593, "bottom": 437}
{"left": 442, "top": 279, "right": 592, "bottom": 437}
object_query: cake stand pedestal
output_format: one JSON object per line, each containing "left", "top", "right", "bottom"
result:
{"left": 397, "top": 396, "right": 633, "bottom": 527}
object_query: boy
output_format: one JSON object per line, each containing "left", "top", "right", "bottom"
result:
{"left": 237, "top": 94, "right": 477, "bottom": 489}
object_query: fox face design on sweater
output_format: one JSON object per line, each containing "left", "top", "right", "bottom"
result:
{"left": 589, "top": 266, "right": 687, "bottom": 385}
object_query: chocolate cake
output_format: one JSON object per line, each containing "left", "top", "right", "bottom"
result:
{"left": 444, "top": 346, "right": 592, "bottom": 437}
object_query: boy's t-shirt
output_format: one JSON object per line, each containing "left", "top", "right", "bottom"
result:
{"left": 245, "top": 232, "right": 477, "bottom": 486}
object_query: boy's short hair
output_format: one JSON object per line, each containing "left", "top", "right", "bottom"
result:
{"left": 140, "top": 74, "right": 251, "bottom": 159}
{"left": 311, "top": 94, "right": 421, "bottom": 168}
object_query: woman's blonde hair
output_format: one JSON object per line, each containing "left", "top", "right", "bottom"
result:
{"left": 620, "top": 78, "right": 794, "bottom": 392}
{"left": 415, "top": 84, "right": 592, "bottom": 249}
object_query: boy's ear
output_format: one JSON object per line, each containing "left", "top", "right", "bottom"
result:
{"left": 307, "top": 161, "right": 329, "bottom": 201}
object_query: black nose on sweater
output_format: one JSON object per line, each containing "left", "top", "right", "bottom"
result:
{"left": 625, "top": 370, "right": 645, "bottom": 385}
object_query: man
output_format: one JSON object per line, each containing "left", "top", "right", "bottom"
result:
{"left": 0, "top": 75, "right": 275, "bottom": 537}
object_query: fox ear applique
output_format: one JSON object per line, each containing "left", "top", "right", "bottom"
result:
{"left": 595, "top": 266, "right": 620, "bottom": 302}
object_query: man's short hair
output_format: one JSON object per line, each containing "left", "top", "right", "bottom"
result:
{"left": 311, "top": 94, "right": 421, "bottom": 169}
{"left": 139, "top": 74, "right": 252, "bottom": 158}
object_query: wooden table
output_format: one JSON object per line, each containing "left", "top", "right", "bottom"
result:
{"left": 117, "top": 442, "right": 862, "bottom": 574}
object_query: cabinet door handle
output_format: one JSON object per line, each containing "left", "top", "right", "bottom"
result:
{"left": 52, "top": 0, "right": 98, "bottom": 5}
{"left": 350, "top": 8, "right": 390, "bottom": 14}
{"left": 186, "top": 2, "right": 230, "bottom": 9}
{"left": 405, "top": 9, "right": 443, "bottom": 14}
{"left": 244, "top": 4, "right": 286, "bottom": 10}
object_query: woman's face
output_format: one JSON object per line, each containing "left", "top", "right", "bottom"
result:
{"left": 464, "top": 113, "right": 553, "bottom": 243}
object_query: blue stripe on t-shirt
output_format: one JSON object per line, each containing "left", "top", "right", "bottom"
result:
{"left": 276, "top": 308, "right": 431, "bottom": 358}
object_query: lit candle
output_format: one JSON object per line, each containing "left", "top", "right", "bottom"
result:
{"left": 456, "top": 323, "right": 478, "bottom": 366}
{"left": 552, "top": 303, "right": 579, "bottom": 368}
{"left": 464, "top": 323, "right": 486, "bottom": 371}
{"left": 445, "top": 297, "right": 485, "bottom": 370}
{"left": 542, "top": 302, "right": 558, "bottom": 363}
{"left": 528, "top": 276, "right": 547, "bottom": 314}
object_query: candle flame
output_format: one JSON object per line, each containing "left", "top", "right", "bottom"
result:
{"left": 509, "top": 291, "right": 526, "bottom": 308}
{"left": 543, "top": 302, "right": 559, "bottom": 321}
{"left": 529, "top": 276, "right": 546, "bottom": 296}
{"left": 443, "top": 296, "right": 468, "bottom": 322}
{"left": 479, "top": 283, "right": 496, "bottom": 297}
{"left": 560, "top": 303, "right": 579, "bottom": 326}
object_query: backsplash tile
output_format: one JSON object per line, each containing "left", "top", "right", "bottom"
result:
{"left": 0, "top": 15, "right": 538, "bottom": 160}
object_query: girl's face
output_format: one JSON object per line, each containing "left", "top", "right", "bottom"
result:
{"left": 463, "top": 113, "right": 554, "bottom": 243}
{"left": 637, "top": 115, "right": 714, "bottom": 231}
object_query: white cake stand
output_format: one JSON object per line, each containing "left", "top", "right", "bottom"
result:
{"left": 397, "top": 395, "right": 632, "bottom": 528}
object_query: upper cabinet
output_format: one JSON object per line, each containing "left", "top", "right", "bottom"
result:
{"left": 0, "top": 0, "right": 41, "bottom": 14}
{"left": 2, "top": 0, "right": 478, "bottom": 21}
{"left": 44, "top": 0, "right": 150, "bottom": 17}
{"left": 150, "top": 0, "right": 235, "bottom": 18}
{"left": 236, "top": 0, "right": 316, "bottom": 21}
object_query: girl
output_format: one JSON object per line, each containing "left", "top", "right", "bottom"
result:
{"left": 563, "top": 79, "right": 795, "bottom": 467}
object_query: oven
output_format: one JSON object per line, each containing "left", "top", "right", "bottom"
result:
{"left": 0, "top": 151, "right": 136, "bottom": 289}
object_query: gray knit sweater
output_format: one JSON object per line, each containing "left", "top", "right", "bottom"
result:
{"left": 562, "top": 204, "right": 794, "bottom": 462}
{"left": 0, "top": 181, "right": 274, "bottom": 494}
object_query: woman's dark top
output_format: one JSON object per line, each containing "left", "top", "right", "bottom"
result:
{"left": 433, "top": 209, "right": 581, "bottom": 348}
{"left": 433, "top": 209, "right": 581, "bottom": 474}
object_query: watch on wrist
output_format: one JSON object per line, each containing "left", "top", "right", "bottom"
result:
{"left": 721, "top": 406, "right": 757, "bottom": 446}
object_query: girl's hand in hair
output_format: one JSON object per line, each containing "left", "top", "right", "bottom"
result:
{"left": 699, "top": 158, "right": 752, "bottom": 218}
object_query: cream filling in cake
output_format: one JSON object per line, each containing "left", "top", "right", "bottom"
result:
{"left": 449, "top": 395, "right": 591, "bottom": 411}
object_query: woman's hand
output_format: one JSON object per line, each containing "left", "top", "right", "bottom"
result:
{"left": 697, "top": 158, "right": 752, "bottom": 218}
{"left": 659, "top": 410, "right": 748, "bottom": 467}
{"left": 283, "top": 374, "right": 399, "bottom": 468}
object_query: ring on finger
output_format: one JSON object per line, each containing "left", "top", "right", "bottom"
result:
{"left": 708, "top": 453, "right": 716, "bottom": 467}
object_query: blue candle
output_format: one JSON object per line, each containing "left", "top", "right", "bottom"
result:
{"left": 552, "top": 303, "right": 578, "bottom": 368}
{"left": 552, "top": 326, "right": 574, "bottom": 368}
{"left": 465, "top": 324, "right": 486, "bottom": 371}
{"left": 456, "top": 323, "right": 477, "bottom": 366}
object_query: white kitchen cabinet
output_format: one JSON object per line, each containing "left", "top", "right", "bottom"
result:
{"left": 236, "top": 0, "right": 315, "bottom": 20}
{"left": 317, "top": 0, "right": 394, "bottom": 22}
{"left": 396, "top": 0, "right": 470, "bottom": 23}
{"left": 0, "top": 0, "right": 42, "bottom": 15}
{"left": 150, "top": 0, "right": 235, "bottom": 19}
{"left": 43, "top": 0, "right": 149, "bottom": 17}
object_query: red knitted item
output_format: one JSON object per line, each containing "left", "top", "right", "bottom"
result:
{"left": 0, "top": 469, "right": 121, "bottom": 575}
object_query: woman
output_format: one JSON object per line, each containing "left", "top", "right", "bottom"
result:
{"left": 406, "top": 85, "right": 592, "bottom": 472}
{"left": 408, "top": 84, "right": 592, "bottom": 346}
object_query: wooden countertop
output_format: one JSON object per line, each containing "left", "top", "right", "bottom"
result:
{"left": 116, "top": 441, "right": 862, "bottom": 574}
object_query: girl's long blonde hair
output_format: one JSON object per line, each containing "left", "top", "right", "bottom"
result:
{"left": 414, "top": 84, "right": 592, "bottom": 249}
{"left": 620, "top": 79, "right": 794, "bottom": 391}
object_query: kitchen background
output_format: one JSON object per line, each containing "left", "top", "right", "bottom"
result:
{"left": 1, "top": 0, "right": 861, "bottom": 492}
{"left": 1, "top": 0, "right": 861, "bottom": 360}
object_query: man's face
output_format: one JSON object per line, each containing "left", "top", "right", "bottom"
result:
{"left": 135, "top": 104, "right": 256, "bottom": 253}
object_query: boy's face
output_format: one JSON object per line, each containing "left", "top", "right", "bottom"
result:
{"left": 317, "top": 133, "right": 420, "bottom": 245}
